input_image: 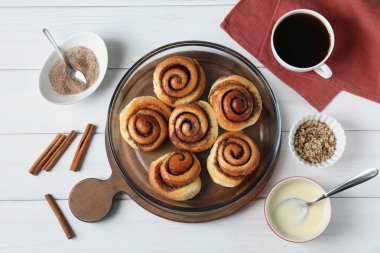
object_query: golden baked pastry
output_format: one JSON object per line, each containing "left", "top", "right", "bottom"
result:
{"left": 208, "top": 75, "right": 262, "bottom": 131}
{"left": 169, "top": 101, "right": 218, "bottom": 153}
{"left": 153, "top": 56, "right": 206, "bottom": 107}
{"left": 149, "top": 150, "right": 202, "bottom": 201}
{"left": 119, "top": 96, "right": 171, "bottom": 152}
{"left": 207, "top": 132, "right": 260, "bottom": 187}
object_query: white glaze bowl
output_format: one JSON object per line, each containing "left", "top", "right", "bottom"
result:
{"left": 289, "top": 113, "right": 346, "bottom": 169}
{"left": 39, "top": 32, "right": 108, "bottom": 104}
{"left": 264, "top": 177, "right": 332, "bottom": 242}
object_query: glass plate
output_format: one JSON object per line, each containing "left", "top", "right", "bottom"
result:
{"left": 107, "top": 41, "right": 281, "bottom": 214}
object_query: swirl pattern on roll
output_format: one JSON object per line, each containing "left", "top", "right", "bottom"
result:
{"left": 169, "top": 101, "right": 218, "bottom": 153}
{"left": 153, "top": 56, "right": 206, "bottom": 107}
{"left": 208, "top": 75, "right": 262, "bottom": 131}
{"left": 149, "top": 150, "right": 202, "bottom": 201}
{"left": 207, "top": 132, "right": 260, "bottom": 187}
{"left": 119, "top": 96, "right": 172, "bottom": 152}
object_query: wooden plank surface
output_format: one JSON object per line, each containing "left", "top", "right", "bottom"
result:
{"left": 1, "top": 131, "right": 379, "bottom": 201}
{"left": 0, "top": 198, "right": 379, "bottom": 253}
{"left": 0, "top": 69, "right": 379, "bottom": 134}
{"left": 0, "top": 0, "right": 238, "bottom": 7}
{"left": 1, "top": 1, "right": 379, "bottom": 252}
{"left": 0, "top": 5, "right": 247, "bottom": 69}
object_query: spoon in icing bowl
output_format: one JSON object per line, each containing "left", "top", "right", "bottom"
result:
{"left": 43, "top": 28, "right": 86, "bottom": 84}
{"left": 273, "top": 168, "right": 378, "bottom": 227}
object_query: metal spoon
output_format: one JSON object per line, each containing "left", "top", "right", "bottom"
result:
{"left": 43, "top": 28, "right": 86, "bottom": 84}
{"left": 273, "top": 168, "right": 378, "bottom": 227}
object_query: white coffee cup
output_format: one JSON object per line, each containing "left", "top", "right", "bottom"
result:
{"left": 271, "top": 9, "right": 334, "bottom": 79}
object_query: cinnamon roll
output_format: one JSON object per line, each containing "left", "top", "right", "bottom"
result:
{"left": 169, "top": 101, "right": 218, "bottom": 153}
{"left": 149, "top": 150, "right": 202, "bottom": 201}
{"left": 208, "top": 75, "right": 262, "bottom": 131}
{"left": 153, "top": 56, "right": 206, "bottom": 107}
{"left": 119, "top": 96, "right": 172, "bottom": 152}
{"left": 207, "top": 132, "right": 260, "bottom": 187}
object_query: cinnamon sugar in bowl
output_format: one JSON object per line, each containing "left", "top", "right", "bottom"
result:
{"left": 39, "top": 32, "right": 108, "bottom": 104}
{"left": 49, "top": 46, "right": 99, "bottom": 96}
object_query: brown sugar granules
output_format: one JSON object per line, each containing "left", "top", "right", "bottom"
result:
{"left": 49, "top": 46, "right": 99, "bottom": 95}
{"left": 294, "top": 120, "right": 336, "bottom": 164}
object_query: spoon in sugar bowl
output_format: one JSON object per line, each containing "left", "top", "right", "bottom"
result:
{"left": 43, "top": 28, "right": 86, "bottom": 84}
{"left": 273, "top": 168, "right": 379, "bottom": 227}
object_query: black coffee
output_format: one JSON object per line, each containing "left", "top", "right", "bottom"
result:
{"left": 273, "top": 13, "right": 330, "bottom": 68}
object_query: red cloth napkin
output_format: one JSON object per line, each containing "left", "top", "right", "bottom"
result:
{"left": 221, "top": 0, "right": 380, "bottom": 111}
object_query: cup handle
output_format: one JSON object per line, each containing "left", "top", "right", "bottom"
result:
{"left": 314, "top": 64, "right": 332, "bottom": 79}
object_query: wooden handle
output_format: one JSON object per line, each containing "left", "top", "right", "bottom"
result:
{"left": 69, "top": 171, "right": 127, "bottom": 222}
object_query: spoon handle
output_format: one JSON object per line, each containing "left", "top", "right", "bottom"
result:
{"left": 42, "top": 28, "right": 69, "bottom": 66}
{"left": 326, "top": 168, "right": 378, "bottom": 198}
{"left": 307, "top": 168, "right": 378, "bottom": 206}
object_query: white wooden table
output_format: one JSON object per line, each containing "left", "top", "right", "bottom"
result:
{"left": 1, "top": 1, "right": 380, "bottom": 252}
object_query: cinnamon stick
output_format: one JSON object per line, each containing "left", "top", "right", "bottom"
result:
{"left": 70, "top": 123, "right": 96, "bottom": 172}
{"left": 28, "top": 133, "right": 63, "bottom": 175}
{"left": 34, "top": 135, "right": 66, "bottom": 174}
{"left": 43, "top": 130, "right": 77, "bottom": 172}
{"left": 44, "top": 194, "right": 74, "bottom": 239}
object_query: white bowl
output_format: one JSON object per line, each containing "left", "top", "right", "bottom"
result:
{"left": 289, "top": 114, "right": 346, "bottom": 169}
{"left": 264, "top": 177, "right": 332, "bottom": 242}
{"left": 39, "top": 32, "right": 108, "bottom": 104}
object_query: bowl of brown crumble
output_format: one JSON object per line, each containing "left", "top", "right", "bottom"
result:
{"left": 289, "top": 114, "right": 346, "bottom": 168}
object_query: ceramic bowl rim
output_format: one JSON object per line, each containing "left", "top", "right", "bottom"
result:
{"left": 264, "top": 176, "right": 332, "bottom": 243}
